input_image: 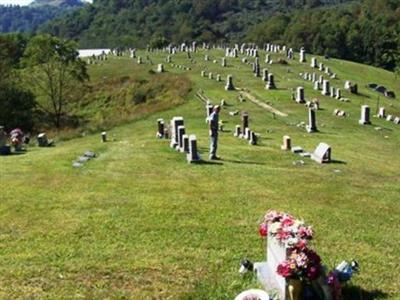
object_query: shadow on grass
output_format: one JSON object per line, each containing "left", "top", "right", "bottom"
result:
{"left": 223, "top": 159, "right": 265, "bottom": 165}
{"left": 342, "top": 285, "right": 388, "bottom": 300}
{"left": 196, "top": 160, "right": 223, "bottom": 166}
{"left": 330, "top": 159, "right": 347, "bottom": 164}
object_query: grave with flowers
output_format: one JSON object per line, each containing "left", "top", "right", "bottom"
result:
{"left": 253, "top": 210, "right": 358, "bottom": 300}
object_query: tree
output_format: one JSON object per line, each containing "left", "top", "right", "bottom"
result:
{"left": 22, "top": 34, "right": 88, "bottom": 128}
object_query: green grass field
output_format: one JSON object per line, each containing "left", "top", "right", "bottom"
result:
{"left": 1, "top": 49, "right": 399, "bottom": 299}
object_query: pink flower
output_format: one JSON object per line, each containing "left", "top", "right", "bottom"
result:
{"left": 281, "top": 215, "right": 295, "bottom": 227}
{"left": 277, "top": 262, "right": 293, "bottom": 278}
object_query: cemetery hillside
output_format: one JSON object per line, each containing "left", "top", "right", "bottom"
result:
{"left": 1, "top": 41, "right": 400, "bottom": 299}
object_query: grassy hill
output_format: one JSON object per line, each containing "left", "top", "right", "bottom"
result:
{"left": 1, "top": 48, "right": 399, "bottom": 299}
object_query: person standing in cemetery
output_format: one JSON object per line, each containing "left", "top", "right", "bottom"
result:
{"left": 208, "top": 105, "right": 221, "bottom": 160}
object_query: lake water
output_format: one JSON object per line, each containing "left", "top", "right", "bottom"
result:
{"left": 78, "top": 49, "right": 111, "bottom": 58}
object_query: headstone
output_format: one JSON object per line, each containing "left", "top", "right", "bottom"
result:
{"left": 311, "top": 143, "right": 331, "bottom": 163}
{"left": 201, "top": 71, "right": 206, "bottom": 77}
{"left": 249, "top": 131, "right": 257, "bottom": 145}
{"left": 335, "top": 88, "right": 341, "bottom": 100}
{"left": 299, "top": 47, "right": 306, "bottom": 63}
{"left": 296, "top": 87, "right": 305, "bottom": 103}
{"left": 181, "top": 134, "right": 189, "bottom": 153}
{"left": 157, "top": 64, "right": 164, "bottom": 73}
{"left": 394, "top": 117, "right": 400, "bottom": 125}
{"left": 265, "top": 54, "right": 271, "bottom": 64}
{"left": 242, "top": 112, "right": 249, "bottom": 133}
{"left": 177, "top": 125, "right": 186, "bottom": 151}
{"left": 266, "top": 74, "right": 276, "bottom": 90}
{"left": 262, "top": 69, "right": 269, "bottom": 82}
{"left": 244, "top": 128, "right": 251, "bottom": 140}
{"left": 281, "top": 135, "right": 291, "bottom": 151}
{"left": 322, "top": 80, "right": 330, "bottom": 96}
{"left": 330, "top": 87, "right": 336, "bottom": 98}
{"left": 386, "top": 115, "right": 393, "bottom": 121}
{"left": 319, "top": 63, "right": 324, "bottom": 71}
{"left": 137, "top": 57, "right": 142, "bottom": 64}
{"left": 156, "top": 119, "right": 164, "bottom": 138}
{"left": 359, "top": 105, "right": 371, "bottom": 125}
{"left": 187, "top": 135, "right": 201, "bottom": 163}
{"left": 306, "top": 109, "right": 318, "bottom": 133}
{"left": 37, "top": 133, "right": 49, "bottom": 147}
{"left": 234, "top": 125, "right": 241, "bottom": 137}
{"left": 209, "top": 72, "right": 213, "bottom": 80}
{"left": 222, "top": 57, "right": 227, "bottom": 67}
{"left": 377, "top": 107, "right": 386, "bottom": 118}
{"left": 225, "top": 75, "right": 235, "bottom": 91}
{"left": 311, "top": 57, "right": 317, "bottom": 68}
{"left": 101, "top": 131, "right": 107, "bottom": 142}
{"left": 314, "top": 81, "right": 320, "bottom": 91}
{"left": 170, "top": 117, "right": 184, "bottom": 148}
{"left": 216, "top": 74, "right": 221, "bottom": 82}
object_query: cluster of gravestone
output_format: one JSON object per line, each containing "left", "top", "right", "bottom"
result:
{"left": 232, "top": 112, "right": 258, "bottom": 145}
{"left": 240, "top": 56, "right": 276, "bottom": 90}
{"left": 72, "top": 151, "right": 96, "bottom": 168}
{"left": 157, "top": 117, "right": 201, "bottom": 164}
{"left": 376, "top": 107, "right": 400, "bottom": 125}
{"left": 201, "top": 70, "right": 224, "bottom": 83}
{"left": 86, "top": 51, "right": 108, "bottom": 65}
{"left": 367, "top": 83, "right": 396, "bottom": 99}
{"left": 281, "top": 135, "right": 332, "bottom": 164}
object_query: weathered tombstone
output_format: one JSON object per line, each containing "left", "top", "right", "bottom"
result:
{"left": 386, "top": 115, "right": 393, "bottom": 121}
{"left": 137, "top": 57, "right": 142, "bottom": 64}
{"left": 242, "top": 112, "right": 249, "bottom": 133}
{"left": 311, "top": 73, "right": 317, "bottom": 82}
{"left": 177, "top": 125, "right": 186, "bottom": 151}
{"left": 281, "top": 135, "right": 291, "bottom": 151}
{"left": 311, "top": 143, "right": 331, "bottom": 163}
{"left": 222, "top": 57, "right": 227, "bottom": 67}
{"left": 170, "top": 117, "right": 184, "bottom": 148}
{"left": 181, "top": 134, "right": 189, "bottom": 153}
{"left": 37, "top": 133, "right": 52, "bottom": 147}
{"left": 330, "top": 87, "right": 336, "bottom": 98}
{"left": 254, "top": 64, "right": 261, "bottom": 77}
{"left": 201, "top": 70, "right": 206, "bottom": 77}
{"left": 296, "top": 87, "right": 305, "bottom": 103}
{"left": 322, "top": 80, "right": 330, "bottom": 96}
{"left": 359, "top": 105, "right": 371, "bottom": 125}
{"left": 266, "top": 74, "right": 276, "bottom": 90}
{"left": 225, "top": 75, "right": 235, "bottom": 91}
{"left": 156, "top": 119, "right": 164, "bottom": 138}
{"left": 234, "top": 125, "right": 241, "bottom": 137}
{"left": 187, "top": 135, "right": 201, "bottom": 163}
{"left": 335, "top": 88, "right": 341, "bottom": 100}
{"left": 314, "top": 81, "right": 320, "bottom": 91}
{"left": 265, "top": 54, "right": 271, "bottom": 64}
{"left": 249, "top": 131, "right": 257, "bottom": 145}
{"left": 157, "top": 64, "right": 164, "bottom": 73}
{"left": 394, "top": 117, "right": 400, "bottom": 125}
{"left": 244, "top": 128, "right": 251, "bottom": 140}
{"left": 205, "top": 55, "right": 209, "bottom": 61}
{"left": 306, "top": 109, "right": 318, "bottom": 133}
{"left": 377, "top": 107, "right": 386, "bottom": 118}
{"left": 262, "top": 69, "right": 269, "bottom": 82}
{"left": 299, "top": 47, "right": 306, "bottom": 63}
{"left": 209, "top": 72, "right": 213, "bottom": 80}
{"left": 216, "top": 74, "right": 221, "bottom": 82}
{"left": 319, "top": 63, "right": 324, "bottom": 71}
{"left": 311, "top": 57, "right": 318, "bottom": 68}
{"left": 101, "top": 131, "right": 107, "bottom": 142}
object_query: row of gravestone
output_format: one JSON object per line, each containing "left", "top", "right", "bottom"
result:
{"left": 377, "top": 108, "right": 400, "bottom": 124}
{"left": 156, "top": 117, "right": 201, "bottom": 163}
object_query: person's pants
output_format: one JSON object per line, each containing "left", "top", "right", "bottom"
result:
{"left": 209, "top": 134, "right": 218, "bottom": 158}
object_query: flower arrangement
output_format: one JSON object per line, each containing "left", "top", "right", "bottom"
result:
{"left": 276, "top": 246, "right": 322, "bottom": 282}
{"left": 259, "top": 210, "right": 313, "bottom": 247}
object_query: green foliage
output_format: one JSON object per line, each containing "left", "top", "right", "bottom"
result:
{"left": 247, "top": 0, "right": 400, "bottom": 70}
{"left": 22, "top": 34, "right": 88, "bottom": 128}
{"left": 0, "top": 86, "right": 37, "bottom": 131}
{"left": 0, "top": 2, "right": 83, "bottom": 33}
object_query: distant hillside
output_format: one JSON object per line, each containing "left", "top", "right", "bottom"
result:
{"left": 40, "top": 0, "right": 357, "bottom": 48}
{"left": 0, "top": 0, "right": 84, "bottom": 33}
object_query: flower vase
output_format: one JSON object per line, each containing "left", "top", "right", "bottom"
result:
{"left": 287, "top": 279, "right": 303, "bottom": 300}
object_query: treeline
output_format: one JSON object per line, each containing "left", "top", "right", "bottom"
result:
{"left": 0, "top": 1, "right": 83, "bottom": 33}
{"left": 41, "top": 0, "right": 354, "bottom": 48}
{"left": 247, "top": 0, "right": 400, "bottom": 70}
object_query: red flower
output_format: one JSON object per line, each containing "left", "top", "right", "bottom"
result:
{"left": 277, "top": 262, "right": 293, "bottom": 278}
{"left": 259, "top": 223, "right": 268, "bottom": 237}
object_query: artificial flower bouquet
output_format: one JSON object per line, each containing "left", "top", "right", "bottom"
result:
{"left": 258, "top": 210, "right": 359, "bottom": 300}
